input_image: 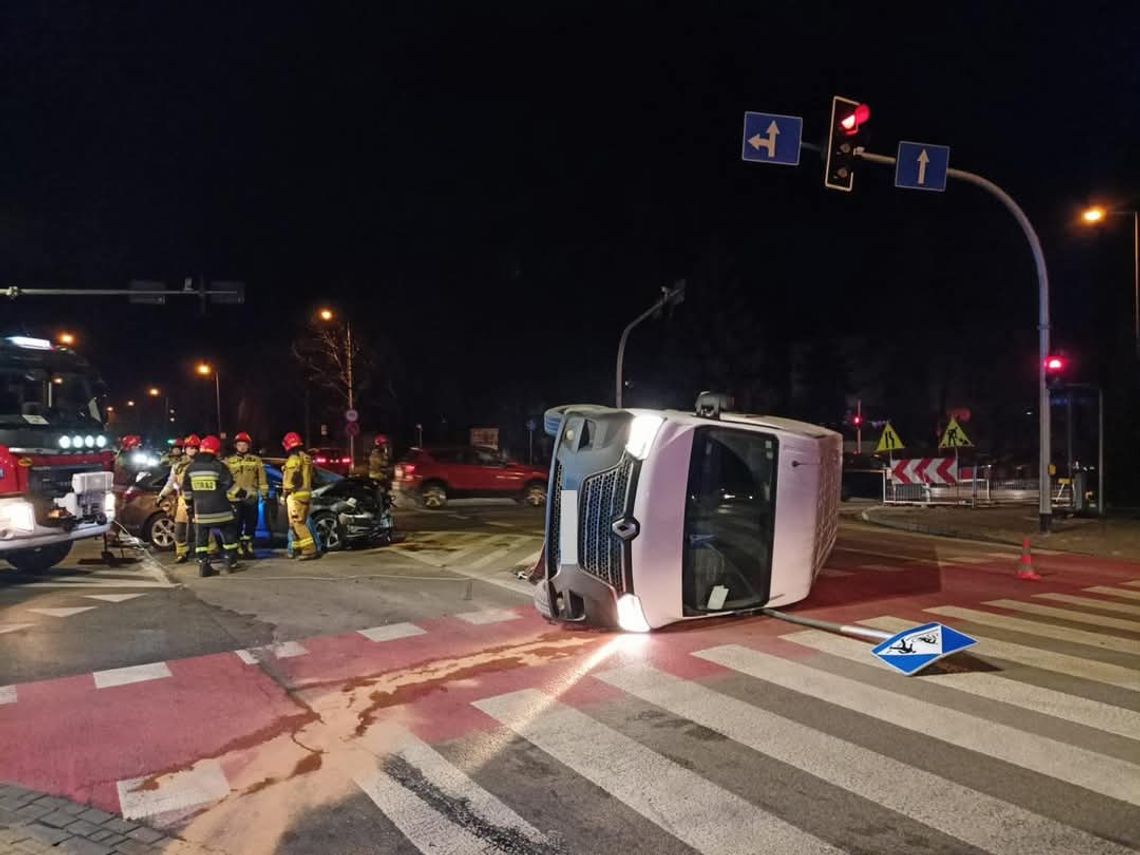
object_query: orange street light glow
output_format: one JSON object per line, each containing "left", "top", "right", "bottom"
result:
{"left": 1082, "top": 206, "right": 1107, "bottom": 224}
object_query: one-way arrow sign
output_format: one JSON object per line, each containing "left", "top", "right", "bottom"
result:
{"left": 895, "top": 141, "right": 950, "bottom": 191}
{"left": 741, "top": 111, "right": 802, "bottom": 166}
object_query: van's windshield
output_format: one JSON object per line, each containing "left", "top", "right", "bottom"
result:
{"left": 682, "top": 426, "right": 778, "bottom": 614}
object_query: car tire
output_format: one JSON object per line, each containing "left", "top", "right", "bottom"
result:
{"left": 144, "top": 512, "right": 177, "bottom": 551}
{"left": 519, "top": 481, "right": 547, "bottom": 507}
{"left": 420, "top": 482, "right": 448, "bottom": 510}
{"left": 6, "top": 541, "right": 73, "bottom": 573}
{"left": 311, "top": 511, "right": 344, "bottom": 551}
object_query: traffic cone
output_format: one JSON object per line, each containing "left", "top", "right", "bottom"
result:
{"left": 1016, "top": 537, "right": 1042, "bottom": 581}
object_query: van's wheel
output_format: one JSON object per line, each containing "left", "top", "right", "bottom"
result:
{"left": 311, "top": 512, "right": 344, "bottom": 551}
{"left": 144, "top": 512, "right": 177, "bottom": 551}
{"left": 420, "top": 483, "right": 448, "bottom": 510}
{"left": 6, "top": 541, "right": 73, "bottom": 573}
{"left": 519, "top": 482, "right": 547, "bottom": 507}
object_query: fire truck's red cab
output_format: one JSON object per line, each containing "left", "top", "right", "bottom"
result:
{"left": 0, "top": 336, "right": 115, "bottom": 572}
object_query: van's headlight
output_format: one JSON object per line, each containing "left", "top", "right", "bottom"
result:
{"left": 59, "top": 435, "right": 72, "bottom": 449}
{"left": 95, "top": 435, "right": 107, "bottom": 448}
{"left": 625, "top": 415, "right": 664, "bottom": 460}
{"left": 0, "top": 500, "right": 36, "bottom": 533}
{"left": 616, "top": 594, "right": 651, "bottom": 633}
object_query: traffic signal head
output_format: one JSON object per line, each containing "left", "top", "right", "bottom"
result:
{"left": 824, "top": 96, "right": 870, "bottom": 192}
{"left": 852, "top": 414, "right": 863, "bottom": 426}
{"left": 1044, "top": 355, "right": 1066, "bottom": 387}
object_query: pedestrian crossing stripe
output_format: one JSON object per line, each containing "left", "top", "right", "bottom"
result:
{"left": 870, "top": 621, "right": 976, "bottom": 676}
{"left": 938, "top": 416, "right": 973, "bottom": 449}
{"left": 875, "top": 421, "right": 905, "bottom": 453}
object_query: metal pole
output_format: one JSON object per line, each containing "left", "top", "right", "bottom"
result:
{"left": 528, "top": 428, "right": 534, "bottom": 464}
{"left": 1098, "top": 387, "right": 1105, "bottom": 516}
{"left": 615, "top": 299, "right": 666, "bottom": 408}
{"left": 1066, "top": 390, "right": 1073, "bottom": 480}
{"left": 857, "top": 150, "right": 1052, "bottom": 531}
{"left": 1133, "top": 211, "right": 1139, "bottom": 358}
{"left": 215, "top": 371, "right": 222, "bottom": 437}
{"left": 346, "top": 321, "right": 355, "bottom": 471}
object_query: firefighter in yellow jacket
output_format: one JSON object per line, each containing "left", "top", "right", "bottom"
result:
{"left": 158, "top": 434, "right": 200, "bottom": 563}
{"left": 225, "top": 431, "right": 268, "bottom": 558}
{"left": 281, "top": 432, "right": 318, "bottom": 560}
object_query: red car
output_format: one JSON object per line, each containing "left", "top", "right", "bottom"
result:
{"left": 309, "top": 447, "right": 353, "bottom": 476}
{"left": 394, "top": 446, "right": 548, "bottom": 509}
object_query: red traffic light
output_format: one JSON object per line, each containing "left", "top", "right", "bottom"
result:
{"left": 839, "top": 103, "right": 871, "bottom": 136}
{"left": 852, "top": 415, "right": 863, "bottom": 426}
{"left": 1044, "top": 356, "right": 1065, "bottom": 371}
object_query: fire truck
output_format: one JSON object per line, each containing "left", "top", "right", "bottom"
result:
{"left": 0, "top": 335, "right": 115, "bottom": 572}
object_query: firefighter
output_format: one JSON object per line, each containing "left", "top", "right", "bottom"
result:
{"left": 113, "top": 435, "right": 142, "bottom": 486}
{"left": 158, "top": 434, "right": 199, "bottom": 563}
{"left": 182, "top": 435, "right": 241, "bottom": 576}
{"left": 367, "top": 434, "right": 393, "bottom": 484}
{"left": 160, "top": 438, "right": 184, "bottom": 469}
{"left": 225, "top": 431, "right": 268, "bottom": 559}
{"left": 281, "top": 432, "right": 318, "bottom": 560}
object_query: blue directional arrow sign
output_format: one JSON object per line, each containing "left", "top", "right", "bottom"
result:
{"left": 895, "top": 141, "right": 951, "bottom": 191}
{"left": 741, "top": 112, "right": 803, "bottom": 166}
{"left": 871, "top": 622, "right": 976, "bottom": 676}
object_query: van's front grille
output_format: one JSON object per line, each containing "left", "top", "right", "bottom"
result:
{"left": 579, "top": 457, "right": 634, "bottom": 592}
{"left": 546, "top": 461, "right": 562, "bottom": 578}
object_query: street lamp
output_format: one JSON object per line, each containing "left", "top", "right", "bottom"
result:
{"left": 196, "top": 362, "right": 223, "bottom": 436}
{"left": 127, "top": 400, "right": 136, "bottom": 408}
{"left": 148, "top": 387, "right": 160, "bottom": 397}
{"left": 615, "top": 281, "right": 686, "bottom": 407}
{"left": 57, "top": 332, "right": 76, "bottom": 347}
{"left": 316, "top": 308, "right": 356, "bottom": 469}
{"left": 1081, "top": 204, "right": 1140, "bottom": 357}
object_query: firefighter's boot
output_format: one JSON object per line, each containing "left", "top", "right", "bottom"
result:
{"left": 198, "top": 559, "right": 216, "bottom": 578}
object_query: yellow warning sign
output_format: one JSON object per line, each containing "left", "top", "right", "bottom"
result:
{"left": 939, "top": 417, "right": 973, "bottom": 449}
{"left": 875, "top": 422, "right": 905, "bottom": 454}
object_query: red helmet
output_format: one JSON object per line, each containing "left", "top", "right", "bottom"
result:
{"left": 200, "top": 436, "right": 222, "bottom": 455}
{"left": 374, "top": 434, "right": 389, "bottom": 447}
{"left": 184, "top": 434, "right": 202, "bottom": 449}
{"left": 282, "top": 432, "right": 304, "bottom": 452}
{"left": 121, "top": 435, "right": 141, "bottom": 450}
{"left": 234, "top": 431, "right": 252, "bottom": 444}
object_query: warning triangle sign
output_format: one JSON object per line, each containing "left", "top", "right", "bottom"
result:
{"left": 875, "top": 422, "right": 905, "bottom": 454}
{"left": 939, "top": 417, "right": 973, "bottom": 449}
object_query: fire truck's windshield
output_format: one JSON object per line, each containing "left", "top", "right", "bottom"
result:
{"left": 0, "top": 368, "right": 104, "bottom": 426}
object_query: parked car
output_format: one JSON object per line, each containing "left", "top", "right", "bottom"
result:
{"left": 393, "top": 446, "right": 548, "bottom": 509}
{"left": 842, "top": 453, "right": 887, "bottom": 500}
{"left": 309, "top": 447, "right": 352, "bottom": 477}
{"left": 116, "top": 462, "right": 392, "bottom": 551}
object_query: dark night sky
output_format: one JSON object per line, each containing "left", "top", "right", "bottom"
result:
{"left": 2, "top": 2, "right": 1138, "bottom": 445}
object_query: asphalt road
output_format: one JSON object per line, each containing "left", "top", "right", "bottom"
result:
{"left": 2, "top": 501, "right": 1139, "bottom": 854}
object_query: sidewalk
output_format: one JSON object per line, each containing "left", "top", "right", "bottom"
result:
{"left": 0, "top": 784, "right": 202, "bottom": 855}
{"left": 861, "top": 504, "right": 1140, "bottom": 560}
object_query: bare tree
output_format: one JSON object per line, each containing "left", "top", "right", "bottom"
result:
{"left": 291, "top": 321, "right": 376, "bottom": 410}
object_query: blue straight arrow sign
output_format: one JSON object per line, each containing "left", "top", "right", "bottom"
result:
{"left": 741, "top": 112, "right": 803, "bottom": 166}
{"left": 895, "top": 141, "right": 951, "bottom": 191}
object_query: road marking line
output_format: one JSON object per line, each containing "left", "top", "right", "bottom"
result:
{"left": 94, "top": 661, "right": 173, "bottom": 689}
{"left": 454, "top": 609, "right": 521, "bottom": 625}
{"left": 858, "top": 563, "right": 906, "bottom": 572}
{"left": 467, "top": 547, "right": 516, "bottom": 569}
{"left": 1124, "top": 580, "right": 1140, "bottom": 589}
{"left": 23, "top": 580, "right": 171, "bottom": 589}
{"left": 235, "top": 641, "right": 309, "bottom": 664}
{"left": 234, "top": 650, "right": 258, "bottom": 665}
{"left": 355, "top": 726, "right": 550, "bottom": 854}
{"left": 694, "top": 644, "right": 1140, "bottom": 807}
{"left": 931, "top": 605, "right": 1140, "bottom": 655}
{"left": 517, "top": 548, "right": 544, "bottom": 568}
{"left": 26, "top": 606, "right": 96, "bottom": 618}
{"left": 1036, "top": 592, "right": 1140, "bottom": 618}
{"left": 820, "top": 568, "right": 853, "bottom": 578}
{"left": 798, "top": 621, "right": 1140, "bottom": 742}
{"left": 358, "top": 623, "right": 427, "bottom": 643}
{"left": 473, "top": 688, "right": 840, "bottom": 855}
{"left": 1085, "top": 585, "right": 1140, "bottom": 602}
{"left": 598, "top": 663, "right": 1134, "bottom": 855}
{"left": 982, "top": 599, "right": 1140, "bottom": 637}
{"left": 943, "top": 555, "right": 993, "bottom": 564}
{"left": 0, "top": 623, "right": 35, "bottom": 635}
{"left": 83, "top": 593, "right": 147, "bottom": 603}
{"left": 922, "top": 609, "right": 1140, "bottom": 691}
{"left": 486, "top": 520, "right": 517, "bottom": 528}
{"left": 117, "top": 759, "right": 229, "bottom": 821}
{"left": 0, "top": 685, "right": 15, "bottom": 705}
{"left": 834, "top": 546, "right": 938, "bottom": 565}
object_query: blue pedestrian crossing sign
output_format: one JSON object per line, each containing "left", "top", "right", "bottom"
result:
{"left": 871, "top": 622, "right": 977, "bottom": 676}
{"left": 895, "top": 141, "right": 950, "bottom": 192}
{"left": 741, "top": 112, "right": 803, "bottom": 166}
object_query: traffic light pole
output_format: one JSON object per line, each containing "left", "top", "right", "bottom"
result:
{"left": 857, "top": 150, "right": 1053, "bottom": 531}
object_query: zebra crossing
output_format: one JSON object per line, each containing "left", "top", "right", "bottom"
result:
{"left": 314, "top": 581, "right": 1140, "bottom": 853}
{"left": 393, "top": 530, "right": 543, "bottom": 591}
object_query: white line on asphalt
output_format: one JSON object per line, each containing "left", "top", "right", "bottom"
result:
{"left": 486, "top": 520, "right": 516, "bottom": 528}
{"left": 0, "top": 623, "right": 35, "bottom": 635}
{"left": 858, "top": 563, "right": 906, "bottom": 573}
{"left": 819, "top": 568, "right": 853, "bottom": 578}
{"left": 597, "top": 663, "right": 1134, "bottom": 855}
{"left": 798, "top": 621, "right": 1140, "bottom": 743}
{"left": 455, "top": 609, "right": 521, "bottom": 625}
{"left": 834, "top": 546, "right": 938, "bottom": 565}
{"left": 1035, "top": 592, "right": 1140, "bottom": 618}
{"left": 473, "top": 688, "right": 840, "bottom": 855}
{"left": 694, "top": 644, "right": 1140, "bottom": 807}
{"left": 117, "top": 759, "right": 230, "bottom": 821}
{"left": 1085, "top": 585, "right": 1140, "bottom": 602}
{"left": 94, "top": 661, "right": 173, "bottom": 689}
{"left": 944, "top": 555, "right": 994, "bottom": 564}
{"left": 235, "top": 641, "right": 309, "bottom": 664}
{"left": 355, "top": 726, "right": 551, "bottom": 854}
{"left": 467, "top": 548, "right": 516, "bottom": 569}
{"left": 517, "top": 548, "right": 543, "bottom": 568}
{"left": 83, "top": 593, "right": 147, "bottom": 603}
{"left": 980, "top": 600, "right": 1140, "bottom": 639}
{"left": 358, "top": 623, "right": 427, "bottom": 643}
{"left": 234, "top": 649, "right": 258, "bottom": 665}
{"left": 26, "top": 607, "right": 96, "bottom": 618}
{"left": 0, "top": 685, "right": 15, "bottom": 705}
{"left": 929, "top": 605, "right": 1140, "bottom": 656}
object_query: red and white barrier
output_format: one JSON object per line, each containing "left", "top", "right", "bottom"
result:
{"left": 889, "top": 457, "right": 958, "bottom": 485}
